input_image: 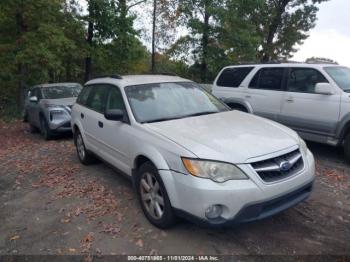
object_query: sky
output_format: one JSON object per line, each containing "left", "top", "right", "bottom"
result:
{"left": 78, "top": 0, "right": 350, "bottom": 67}
{"left": 292, "top": 0, "right": 350, "bottom": 67}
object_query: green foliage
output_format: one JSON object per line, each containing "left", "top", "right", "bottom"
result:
{"left": 0, "top": 0, "right": 328, "bottom": 119}
{"left": 251, "top": 0, "right": 329, "bottom": 62}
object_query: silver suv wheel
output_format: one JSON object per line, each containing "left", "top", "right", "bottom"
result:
{"left": 76, "top": 133, "right": 86, "bottom": 160}
{"left": 140, "top": 172, "right": 165, "bottom": 219}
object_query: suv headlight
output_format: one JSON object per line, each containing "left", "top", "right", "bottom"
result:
{"left": 299, "top": 137, "right": 308, "bottom": 155}
{"left": 181, "top": 158, "right": 248, "bottom": 183}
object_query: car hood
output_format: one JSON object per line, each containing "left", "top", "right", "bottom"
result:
{"left": 146, "top": 111, "right": 299, "bottom": 163}
{"left": 41, "top": 97, "right": 77, "bottom": 106}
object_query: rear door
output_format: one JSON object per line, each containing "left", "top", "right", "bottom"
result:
{"left": 279, "top": 67, "right": 340, "bottom": 137}
{"left": 246, "top": 67, "right": 287, "bottom": 121}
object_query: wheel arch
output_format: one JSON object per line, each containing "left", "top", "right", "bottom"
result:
{"left": 223, "top": 98, "right": 253, "bottom": 113}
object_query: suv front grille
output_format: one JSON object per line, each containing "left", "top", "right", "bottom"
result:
{"left": 250, "top": 149, "right": 304, "bottom": 183}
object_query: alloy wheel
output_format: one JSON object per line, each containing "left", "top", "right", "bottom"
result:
{"left": 76, "top": 134, "right": 86, "bottom": 160}
{"left": 140, "top": 172, "right": 165, "bottom": 220}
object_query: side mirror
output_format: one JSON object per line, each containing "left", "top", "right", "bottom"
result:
{"left": 29, "top": 96, "right": 38, "bottom": 103}
{"left": 104, "top": 109, "right": 124, "bottom": 121}
{"left": 315, "top": 83, "right": 334, "bottom": 95}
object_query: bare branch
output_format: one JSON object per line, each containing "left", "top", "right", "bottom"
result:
{"left": 127, "top": 0, "right": 147, "bottom": 11}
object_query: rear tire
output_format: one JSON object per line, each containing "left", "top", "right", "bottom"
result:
{"left": 343, "top": 133, "right": 350, "bottom": 161}
{"left": 135, "top": 162, "right": 176, "bottom": 229}
{"left": 29, "top": 124, "right": 39, "bottom": 133}
{"left": 40, "top": 117, "right": 52, "bottom": 140}
{"left": 74, "top": 130, "right": 96, "bottom": 165}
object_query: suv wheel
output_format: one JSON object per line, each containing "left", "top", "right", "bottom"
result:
{"left": 29, "top": 124, "right": 39, "bottom": 133}
{"left": 344, "top": 133, "right": 350, "bottom": 161}
{"left": 136, "top": 162, "right": 176, "bottom": 228}
{"left": 40, "top": 117, "right": 52, "bottom": 140}
{"left": 74, "top": 130, "right": 96, "bottom": 165}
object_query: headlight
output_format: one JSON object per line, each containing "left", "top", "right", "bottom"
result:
{"left": 299, "top": 137, "right": 308, "bottom": 155}
{"left": 181, "top": 158, "right": 248, "bottom": 183}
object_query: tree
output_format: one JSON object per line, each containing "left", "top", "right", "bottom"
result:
{"left": 176, "top": 0, "right": 225, "bottom": 82}
{"left": 0, "top": 0, "right": 83, "bottom": 108}
{"left": 305, "top": 57, "right": 338, "bottom": 64}
{"left": 251, "top": 0, "right": 328, "bottom": 62}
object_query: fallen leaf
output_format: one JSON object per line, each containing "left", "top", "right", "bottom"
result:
{"left": 135, "top": 239, "right": 144, "bottom": 248}
{"left": 68, "top": 248, "right": 76, "bottom": 253}
{"left": 10, "top": 235, "right": 20, "bottom": 241}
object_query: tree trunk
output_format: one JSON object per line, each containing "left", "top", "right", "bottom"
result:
{"left": 84, "top": 18, "right": 94, "bottom": 82}
{"left": 151, "top": 0, "right": 157, "bottom": 73}
{"left": 119, "top": 0, "right": 128, "bottom": 72}
{"left": 15, "top": 7, "right": 26, "bottom": 110}
{"left": 261, "top": 0, "right": 290, "bottom": 62}
{"left": 200, "top": 4, "right": 210, "bottom": 83}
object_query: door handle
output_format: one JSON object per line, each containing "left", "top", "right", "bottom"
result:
{"left": 81, "top": 113, "right": 84, "bottom": 119}
{"left": 245, "top": 95, "right": 252, "bottom": 98}
{"left": 98, "top": 121, "right": 104, "bottom": 128}
{"left": 286, "top": 97, "right": 294, "bottom": 103}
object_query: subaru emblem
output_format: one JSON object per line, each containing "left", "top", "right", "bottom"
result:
{"left": 280, "top": 161, "right": 292, "bottom": 172}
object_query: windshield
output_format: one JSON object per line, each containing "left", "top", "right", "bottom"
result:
{"left": 42, "top": 84, "right": 82, "bottom": 99}
{"left": 324, "top": 67, "right": 350, "bottom": 92}
{"left": 125, "top": 82, "right": 229, "bottom": 123}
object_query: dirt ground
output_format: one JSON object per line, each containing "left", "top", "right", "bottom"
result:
{"left": 0, "top": 121, "right": 349, "bottom": 257}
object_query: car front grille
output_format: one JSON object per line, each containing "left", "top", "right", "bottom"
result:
{"left": 250, "top": 149, "right": 304, "bottom": 183}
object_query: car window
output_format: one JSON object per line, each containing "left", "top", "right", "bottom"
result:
{"left": 216, "top": 67, "right": 254, "bottom": 87}
{"left": 324, "top": 66, "right": 350, "bottom": 92}
{"left": 287, "top": 68, "right": 328, "bottom": 93}
{"left": 77, "top": 86, "right": 92, "bottom": 106}
{"left": 107, "top": 87, "right": 125, "bottom": 110}
{"left": 249, "top": 68, "right": 285, "bottom": 90}
{"left": 42, "top": 84, "right": 82, "bottom": 99}
{"left": 85, "top": 85, "right": 109, "bottom": 113}
{"left": 31, "top": 88, "right": 42, "bottom": 100}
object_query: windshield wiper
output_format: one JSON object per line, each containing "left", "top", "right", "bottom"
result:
{"left": 142, "top": 111, "right": 219, "bottom": 124}
{"left": 183, "top": 111, "right": 219, "bottom": 118}
{"left": 142, "top": 116, "right": 184, "bottom": 124}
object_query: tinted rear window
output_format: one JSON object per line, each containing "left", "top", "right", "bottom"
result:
{"left": 216, "top": 67, "right": 254, "bottom": 87}
{"left": 249, "top": 68, "right": 285, "bottom": 91}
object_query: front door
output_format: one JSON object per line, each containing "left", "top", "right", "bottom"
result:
{"left": 279, "top": 67, "right": 340, "bottom": 138}
{"left": 98, "top": 85, "right": 132, "bottom": 175}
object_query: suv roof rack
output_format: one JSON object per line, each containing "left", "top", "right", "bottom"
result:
{"left": 142, "top": 72, "right": 178, "bottom": 76}
{"left": 92, "top": 74, "right": 123, "bottom": 80}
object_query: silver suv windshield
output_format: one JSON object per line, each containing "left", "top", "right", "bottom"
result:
{"left": 324, "top": 66, "right": 350, "bottom": 92}
{"left": 42, "top": 84, "right": 82, "bottom": 99}
{"left": 125, "top": 82, "right": 229, "bottom": 123}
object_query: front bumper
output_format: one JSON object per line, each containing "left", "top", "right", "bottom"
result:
{"left": 160, "top": 149, "right": 315, "bottom": 226}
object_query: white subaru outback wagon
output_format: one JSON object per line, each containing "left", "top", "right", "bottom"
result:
{"left": 71, "top": 74, "right": 315, "bottom": 228}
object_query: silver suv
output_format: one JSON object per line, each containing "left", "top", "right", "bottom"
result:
{"left": 24, "top": 83, "right": 82, "bottom": 139}
{"left": 212, "top": 64, "right": 350, "bottom": 159}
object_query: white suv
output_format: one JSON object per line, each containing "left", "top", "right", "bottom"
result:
{"left": 71, "top": 74, "right": 315, "bottom": 228}
{"left": 212, "top": 64, "right": 350, "bottom": 159}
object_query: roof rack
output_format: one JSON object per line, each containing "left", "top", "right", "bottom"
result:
{"left": 142, "top": 72, "right": 178, "bottom": 76}
{"left": 92, "top": 74, "right": 123, "bottom": 80}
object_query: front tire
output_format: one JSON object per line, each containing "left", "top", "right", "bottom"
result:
{"left": 136, "top": 162, "right": 176, "bottom": 229}
{"left": 40, "top": 117, "right": 52, "bottom": 140}
{"left": 74, "top": 130, "right": 96, "bottom": 165}
{"left": 343, "top": 133, "right": 350, "bottom": 161}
